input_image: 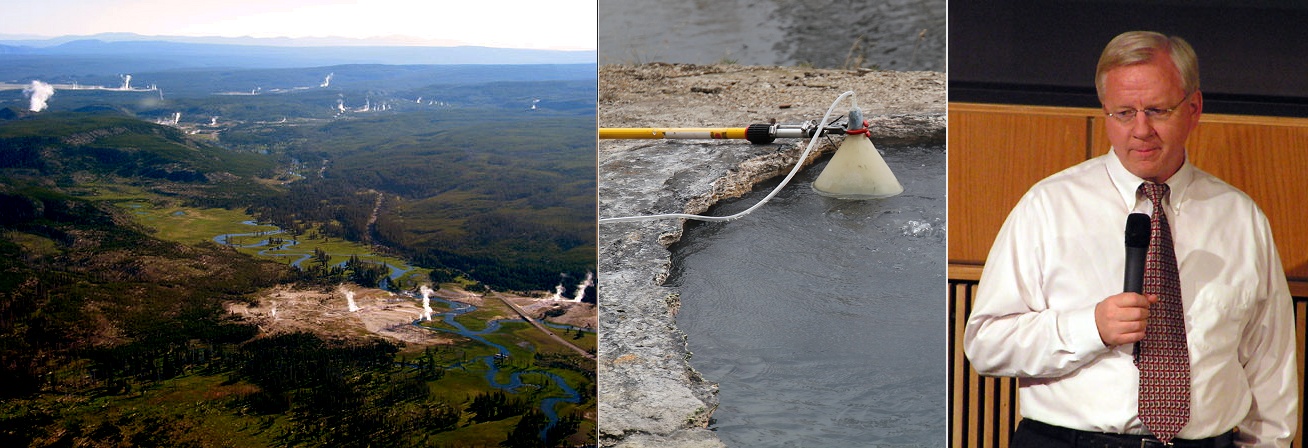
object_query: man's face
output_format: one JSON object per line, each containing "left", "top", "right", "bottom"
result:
{"left": 1101, "top": 54, "right": 1201, "bottom": 183}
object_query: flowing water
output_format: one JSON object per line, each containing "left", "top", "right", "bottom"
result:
{"left": 214, "top": 220, "right": 414, "bottom": 283}
{"left": 669, "top": 143, "right": 945, "bottom": 446}
{"left": 213, "top": 222, "right": 590, "bottom": 434}
{"left": 599, "top": 0, "right": 945, "bottom": 71}
{"left": 418, "top": 297, "right": 583, "bottom": 428}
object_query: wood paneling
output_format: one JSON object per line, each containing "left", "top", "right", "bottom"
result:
{"left": 949, "top": 269, "right": 1306, "bottom": 448}
{"left": 948, "top": 278, "right": 1022, "bottom": 448}
{"left": 950, "top": 102, "right": 1308, "bottom": 447}
{"left": 947, "top": 104, "right": 1090, "bottom": 264}
{"left": 1184, "top": 119, "right": 1308, "bottom": 280}
{"left": 1297, "top": 299, "right": 1306, "bottom": 448}
{"left": 954, "top": 102, "right": 1308, "bottom": 281}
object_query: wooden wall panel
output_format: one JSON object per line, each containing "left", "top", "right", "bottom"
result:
{"left": 947, "top": 104, "right": 1090, "bottom": 264}
{"left": 957, "top": 103, "right": 1308, "bottom": 282}
{"left": 951, "top": 103, "right": 1308, "bottom": 447}
{"left": 1184, "top": 119, "right": 1308, "bottom": 280}
{"left": 1297, "top": 299, "right": 1306, "bottom": 448}
{"left": 950, "top": 268, "right": 1306, "bottom": 448}
{"left": 949, "top": 281, "right": 966, "bottom": 448}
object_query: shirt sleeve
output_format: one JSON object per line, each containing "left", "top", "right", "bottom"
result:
{"left": 963, "top": 191, "right": 1113, "bottom": 378}
{"left": 1233, "top": 213, "right": 1299, "bottom": 448}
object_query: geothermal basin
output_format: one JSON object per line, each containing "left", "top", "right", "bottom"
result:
{"left": 670, "top": 148, "right": 945, "bottom": 446}
{"left": 597, "top": 64, "right": 945, "bottom": 447}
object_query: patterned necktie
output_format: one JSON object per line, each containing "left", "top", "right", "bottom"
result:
{"left": 1136, "top": 182, "right": 1190, "bottom": 444}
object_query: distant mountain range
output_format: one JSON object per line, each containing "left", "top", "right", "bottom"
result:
{"left": 0, "top": 32, "right": 482, "bottom": 48}
{"left": 0, "top": 33, "right": 596, "bottom": 69}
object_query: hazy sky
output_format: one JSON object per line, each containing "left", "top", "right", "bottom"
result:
{"left": 0, "top": 0, "right": 597, "bottom": 50}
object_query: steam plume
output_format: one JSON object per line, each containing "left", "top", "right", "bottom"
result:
{"left": 320, "top": 73, "right": 334, "bottom": 88}
{"left": 573, "top": 271, "right": 594, "bottom": 302}
{"left": 23, "top": 81, "right": 54, "bottom": 112}
{"left": 345, "top": 290, "right": 360, "bottom": 312}
{"left": 419, "top": 285, "right": 435, "bottom": 321}
{"left": 551, "top": 282, "right": 567, "bottom": 301}
{"left": 120, "top": 74, "right": 132, "bottom": 90}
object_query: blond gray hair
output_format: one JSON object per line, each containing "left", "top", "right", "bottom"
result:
{"left": 1095, "top": 31, "right": 1199, "bottom": 100}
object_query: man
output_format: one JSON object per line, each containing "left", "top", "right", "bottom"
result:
{"left": 963, "top": 31, "right": 1298, "bottom": 447}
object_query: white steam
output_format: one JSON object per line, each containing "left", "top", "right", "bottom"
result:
{"left": 120, "top": 74, "right": 132, "bottom": 90}
{"left": 573, "top": 271, "right": 594, "bottom": 302}
{"left": 419, "top": 285, "right": 435, "bottom": 321}
{"left": 320, "top": 73, "right": 334, "bottom": 88}
{"left": 23, "top": 81, "right": 55, "bottom": 112}
{"left": 345, "top": 290, "right": 360, "bottom": 312}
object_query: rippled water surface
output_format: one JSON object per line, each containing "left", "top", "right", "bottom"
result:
{"left": 599, "top": 0, "right": 945, "bottom": 71}
{"left": 670, "top": 144, "right": 946, "bottom": 447}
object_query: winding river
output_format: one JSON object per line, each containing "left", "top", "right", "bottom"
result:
{"left": 419, "top": 296, "right": 585, "bottom": 434}
{"left": 213, "top": 220, "right": 590, "bottom": 437}
{"left": 213, "top": 220, "right": 414, "bottom": 286}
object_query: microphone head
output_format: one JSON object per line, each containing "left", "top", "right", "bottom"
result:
{"left": 1126, "top": 213, "right": 1151, "bottom": 248}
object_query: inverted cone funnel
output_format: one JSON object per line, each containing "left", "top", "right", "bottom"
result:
{"left": 811, "top": 133, "right": 903, "bottom": 199}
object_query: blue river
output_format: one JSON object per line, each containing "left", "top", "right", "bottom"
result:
{"left": 213, "top": 220, "right": 591, "bottom": 438}
{"left": 214, "top": 220, "right": 414, "bottom": 287}
{"left": 417, "top": 296, "right": 586, "bottom": 436}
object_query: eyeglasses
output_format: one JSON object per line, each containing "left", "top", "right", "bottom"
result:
{"left": 1104, "top": 91, "right": 1194, "bottom": 124}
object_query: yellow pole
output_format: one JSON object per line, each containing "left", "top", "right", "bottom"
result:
{"left": 600, "top": 127, "right": 750, "bottom": 140}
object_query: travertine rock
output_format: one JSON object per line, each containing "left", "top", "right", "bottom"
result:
{"left": 598, "top": 64, "right": 944, "bottom": 447}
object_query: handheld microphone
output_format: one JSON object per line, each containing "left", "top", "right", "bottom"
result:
{"left": 1124, "top": 213, "right": 1150, "bottom": 293}
{"left": 1125, "top": 213, "right": 1150, "bottom": 359}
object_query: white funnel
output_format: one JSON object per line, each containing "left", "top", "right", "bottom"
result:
{"left": 811, "top": 109, "right": 903, "bottom": 199}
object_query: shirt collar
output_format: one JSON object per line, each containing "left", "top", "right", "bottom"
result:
{"left": 1105, "top": 148, "right": 1194, "bottom": 213}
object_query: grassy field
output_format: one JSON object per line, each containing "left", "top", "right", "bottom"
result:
{"left": 94, "top": 186, "right": 434, "bottom": 288}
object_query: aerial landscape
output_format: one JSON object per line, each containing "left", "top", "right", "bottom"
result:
{"left": 0, "top": 28, "right": 597, "bottom": 447}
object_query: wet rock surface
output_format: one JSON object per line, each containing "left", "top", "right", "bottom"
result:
{"left": 598, "top": 64, "right": 944, "bottom": 447}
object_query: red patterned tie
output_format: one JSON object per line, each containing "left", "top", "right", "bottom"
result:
{"left": 1136, "top": 182, "right": 1190, "bottom": 444}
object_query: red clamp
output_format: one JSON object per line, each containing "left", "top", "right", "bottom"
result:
{"left": 845, "top": 120, "right": 870, "bottom": 135}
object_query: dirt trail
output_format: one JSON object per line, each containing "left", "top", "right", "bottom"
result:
{"left": 491, "top": 291, "right": 596, "bottom": 360}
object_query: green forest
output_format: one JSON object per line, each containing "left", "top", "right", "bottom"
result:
{"left": 240, "top": 106, "right": 596, "bottom": 292}
{"left": 1, "top": 63, "right": 597, "bottom": 446}
{"left": 1, "top": 72, "right": 597, "bottom": 292}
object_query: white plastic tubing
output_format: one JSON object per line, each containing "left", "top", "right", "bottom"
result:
{"left": 599, "top": 91, "right": 857, "bottom": 224}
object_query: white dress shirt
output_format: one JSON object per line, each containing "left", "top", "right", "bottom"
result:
{"left": 963, "top": 150, "right": 1299, "bottom": 447}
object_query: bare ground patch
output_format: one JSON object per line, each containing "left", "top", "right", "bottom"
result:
{"left": 227, "top": 285, "right": 597, "bottom": 345}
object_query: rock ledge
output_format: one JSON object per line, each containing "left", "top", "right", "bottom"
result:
{"left": 598, "top": 64, "right": 945, "bottom": 447}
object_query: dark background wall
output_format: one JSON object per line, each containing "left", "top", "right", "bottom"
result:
{"left": 949, "top": 0, "right": 1308, "bottom": 116}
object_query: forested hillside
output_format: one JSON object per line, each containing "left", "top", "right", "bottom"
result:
{"left": 246, "top": 106, "right": 595, "bottom": 291}
{"left": 1, "top": 64, "right": 597, "bottom": 291}
{"left": 1, "top": 59, "right": 597, "bottom": 446}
